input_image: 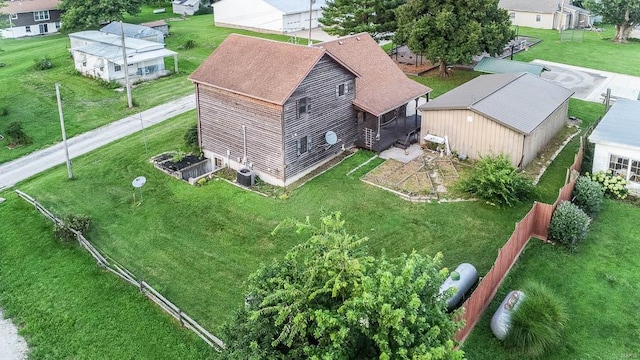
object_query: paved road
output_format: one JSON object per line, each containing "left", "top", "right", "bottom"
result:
{"left": 0, "top": 94, "right": 195, "bottom": 191}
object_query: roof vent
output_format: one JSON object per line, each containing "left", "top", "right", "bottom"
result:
{"left": 356, "top": 36, "right": 361, "bottom": 41}
{"left": 338, "top": 41, "right": 343, "bottom": 45}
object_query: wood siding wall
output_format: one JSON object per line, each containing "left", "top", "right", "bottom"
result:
{"left": 522, "top": 100, "right": 569, "bottom": 167}
{"left": 12, "top": 9, "right": 62, "bottom": 27}
{"left": 282, "top": 56, "right": 357, "bottom": 180}
{"left": 420, "top": 109, "right": 524, "bottom": 166}
{"left": 196, "top": 85, "right": 285, "bottom": 180}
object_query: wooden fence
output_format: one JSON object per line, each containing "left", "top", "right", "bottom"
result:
{"left": 14, "top": 189, "right": 225, "bottom": 351}
{"left": 455, "top": 137, "right": 584, "bottom": 343}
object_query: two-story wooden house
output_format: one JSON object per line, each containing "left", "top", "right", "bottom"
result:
{"left": 0, "top": 0, "right": 62, "bottom": 38}
{"left": 189, "top": 33, "right": 430, "bottom": 186}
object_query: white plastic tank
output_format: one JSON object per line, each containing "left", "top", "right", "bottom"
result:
{"left": 491, "top": 290, "right": 526, "bottom": 340}
{"left": 439, "top": 263, "right": 478, "bottom": 311}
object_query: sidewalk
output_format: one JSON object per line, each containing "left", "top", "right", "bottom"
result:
{"left": 0, "top": 94, "right": 196, "bottom": 191}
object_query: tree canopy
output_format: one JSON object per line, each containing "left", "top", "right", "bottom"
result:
{"left": 584, "top": 0, "right": 640, "bottom": 42}
{"left": 220, "top": 212, "right": 464, "bottom": 360}
{"left": 319, "top": 0, "right": 406, "bottom": 41}
{"left": 59, "top": 0, "right": 143, "bottom": 31}
{"left": 395, "top": 0, "right": 513, "bottom": 76}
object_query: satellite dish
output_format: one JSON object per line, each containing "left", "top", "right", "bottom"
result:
{"left": 132, "top": 176, "right": 146, "bottom": 188}
{"left": 325, "top": 131, "right": 338, "bottom": 145}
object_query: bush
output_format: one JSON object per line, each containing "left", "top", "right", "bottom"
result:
{"left": 6, "top": 121, "right": 31, "bottom": 146}
{"left": 33, "top": 57, "right": 53, "bottom": 70}
{"left": 572, "top": 176, "right": 604, "bottom": 217}
{"left": 184, "top": 123, "right": 199, "bottom": 152}
{"left": 504, "top": 281, "right": 568, "bottom": 358}
{"left": 1, "top": 107, "right": 8, "bottom": 116}
{"left": 587, "top": 170, "right": 629, "bottom": 199}
{"left": 194, "top": 3, "right": 213, "bottom": 15}
{"left": 181, "top": 39, "right": 196, "bottom": 50}
{"left": 548, "top": 201, "right": 591, "bottom": 250}
{"left": 53, "top": 214, "right": 92, "bottom": 242}
{"left": 458, "top": 154, "right": 535, "bottom": 207}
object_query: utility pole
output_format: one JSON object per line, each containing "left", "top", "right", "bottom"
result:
{"left": 120, "top": 21, "right": 133, "bottom": 108}
{"left": 308, "top": 0, "right": 314, "bottom": 46}
{"left": 559, "top": 0, "right": 566, "bottom": 34}
{"left": 55, "top": 83, "right": 73, "bottom": 179}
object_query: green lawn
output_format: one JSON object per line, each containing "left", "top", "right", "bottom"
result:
{"left": 461, "top": 199, "right": 640, "bottom": 359}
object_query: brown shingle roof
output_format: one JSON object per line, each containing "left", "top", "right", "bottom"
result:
{"left": 189, "top": 34, "right": 339, "bottom": 105}
{"left": 0, "top": 0, "right": 59, "bottom": 14}
{"left": 317, "top": 33, "right": 431, "bottom": 117}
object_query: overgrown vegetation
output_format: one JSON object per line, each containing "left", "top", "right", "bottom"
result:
{"left": 572, "top": 176, "right": 605, "bottom": 217}
{"left": 53, "top": 214, "right": 92, "bottom": 242}
{"left": 548, "top": 201, "right": 591, "bottom": 250}
{"left": 33, "top": 57, "right": 53, "bottom": 70}
{"left": 459, "top": 154, "right": 535, "bottom": 207}
{"left": 6, "top": 121, "right": 31, "bottom": 146}
{"left": 503, "top": 281, "right": 568, "bottom": 358}
{"left": 184, "top": 123, "right": 199, "bottom": 153}
{"left": 587, "top": 170, "right": 630, "bottom": 199}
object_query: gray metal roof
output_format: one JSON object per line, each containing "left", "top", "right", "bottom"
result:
{"left": 263, "top": 0, "right": 326, "bottom": 14}
{"left": 419, "top": 73, "right": 574, "bottom": 135}
{"left": 474, "top": 57, "right": 549, "bottom": 76}
{"left": 589, "top": 99, "right": 640, "bottom": 149}
{"left": 100, "top": 22, "right": 164, "bottom": 43}
{"left": 69, "top": 31, "right": 164, "bottom": 52}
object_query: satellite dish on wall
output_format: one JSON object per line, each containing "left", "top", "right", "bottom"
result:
{"left": 325, "top": 131, "right": 338, "bottom": 145}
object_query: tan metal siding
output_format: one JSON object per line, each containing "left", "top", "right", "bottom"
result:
{"left": 197, "top": 84, "right": 285, "bottom": 180}
{"left": 421, "top": 109, "right": 524, "bottom": 166}
{"left": 283, "top": 56, "right": 357, "bottom": 179}
{"left": 522, "top": 100, "right": 569, "bottom": 167}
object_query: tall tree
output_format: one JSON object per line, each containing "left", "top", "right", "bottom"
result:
{"left": 584, "top": 0, "right": 640, "bottom": 42}
{"left": 59, "top": 0, "right": 143, "bottom": 31}
{"left": 395, "top": 0, "right": 513, "bottom": 77}
{"left": 221, "top": 212, "right": 464, "bottom": 360}
{"left": 319, "top": 0, "right": 406, "bottom": 41}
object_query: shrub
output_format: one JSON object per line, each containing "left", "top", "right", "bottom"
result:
{"left": 1, "top": 107, "right": 8, "bottom": 116}
{"left": 504, "top": 281, "right": 568, "bottom": 358}
{"left": 172, "top": 150, "right": 186, "bottom": 163}
{"left": 184, "top": 123, "right": 199, "bottom": 152}
{"left": 458, "top": 154, "right": 535, "bottom": 207}
{"left": 33, "top": 57, "right": 53, "bottom": 70}
{"left": 587, "top": 170, "right": 629, "bottom": 199}
{"left": 97, "top": 78, "right": 121, "bottom": 89}
{"left": 53, "top": 214, "right": 92, "bottom": 242}
{"left": 6, "top": 121, "right": 31, "bottom": 146}
{"left": 181, "top": 39, "right": 196, "bottom": 50}
{"left": 572, "top": 176, "right": 604, "bottom": 217}
{"left": 194, "top": 3, "right": 213, "bottom": 15}
{"left": 548, "top": 201, "right": 591, "bottom": 250}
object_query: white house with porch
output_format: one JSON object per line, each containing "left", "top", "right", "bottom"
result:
{"left": 589, "top": 99, "right": 640, "bottom": 195}
{"left": 69, "top": 31, "right": 177, "bottom": 84}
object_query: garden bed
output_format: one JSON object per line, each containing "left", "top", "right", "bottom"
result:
{"left": 152, "top": 152, "right": 212, "bottom": 181}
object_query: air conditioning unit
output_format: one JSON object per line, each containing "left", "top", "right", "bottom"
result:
{"left": 236, "top": 168, "right": 255, "bottom": 187}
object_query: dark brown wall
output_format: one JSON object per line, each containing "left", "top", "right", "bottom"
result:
{"left": 282, "top": 55, "right": 357, "bottom": 179}
{"left": 197, "top": 85, "right": 285, "bottom": 180}
{"left": 11, "top": 9, "right": 62, "bottom": 27}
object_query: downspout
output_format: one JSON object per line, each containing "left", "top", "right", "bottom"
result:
{"left": 376, "top": 115, "right": 381, "bottom": 141}
{"left": 242, "top": 125, "right": 247, "bottom": 166}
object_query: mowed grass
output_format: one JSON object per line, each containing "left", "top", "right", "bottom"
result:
{"left": 462, "top": 199, "right": 640, "bottom": 359}
{"left": 12, "top": 110, "right": 532, "bottom": 334}
{"left": 513, "top": 25, "right": 640, "bottom": 76}
{"left": 0, "top": 193, "right": 214, "bottom": 359}
{"left": 0, "top": 15, "right": 307, "bottom": 164}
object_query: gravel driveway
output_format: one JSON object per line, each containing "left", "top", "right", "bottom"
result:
{"left": 0, "top": 309, "right": 28, "bottom": 360}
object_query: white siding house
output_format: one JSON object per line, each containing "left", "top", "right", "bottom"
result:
{"left": 589, "top": 99, "right": 640, "bottom": 194}
{"left": 213, "top": 0, "right": 326, "bottom": 34}
{"left": 0, "top": 0, "right": 62, "bottom": 38}
{"left": 172, "top": 0, "right": 201, "bottom": 16}
{"left": 499, "top": 0, "right": 592, "bottom": 30}
{"left": 69, "top": 31, "right": 177, "bottom": 84}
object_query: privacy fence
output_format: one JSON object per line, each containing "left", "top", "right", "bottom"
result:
{"left": 455, "top": 137, "right": 584, "bottom": 343}
{"left": 14, "top": 190, "right": 225, "bottom": 351}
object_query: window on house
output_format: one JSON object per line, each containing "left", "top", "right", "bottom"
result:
{"left": 509, "top": 12, "right": 515, "bottom": 19}
{"left": 609, "top": 154, "right": 629, "bottom": 178}
{"left": 25, "top": 26, "right": 31, "bottom": 33}
{"left": 336, "top": 83, "right": 348, "bottom": 97}
{"left": 34, "top": 10, "right": 50, "bottom": 21}
{"left": 82, "top": 61, "right": 86, "bottom": 67}
{"left": 39, "top": 23, "right": 48, "bottom": 33}
{"left": 631, "top": 160, "right": 640, "bottom": 183}
{"left": 297, "top": 135, "right": 312, "bottom": 156}
{"left": 114, "top": 64, "right": 122, "bottom": 72}
{"left": 56, "top": 22, "right": 61, "bottom": 29}
{"left": 536, "top": 14, "right": 541, "bottom": 22}
{"left": 10, "top": 14, "right": 18, "bottom": 20}
{"left": 296, "top": 97, "right": 309, "bottom": 118}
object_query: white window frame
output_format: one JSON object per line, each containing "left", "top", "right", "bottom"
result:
{"left": 336, "top": 82, "right": 349, "bottom": 98}
{"left": 34, "top": 10, "right": 50, "bottom": 21}
{"left": 114, "top": 64, "right": 122, "bottom": 72}
{"left": 535, "top": 14, "right": 541, "bottom": 22}
{"left": 608, "top": 154, "right": 629, "bottom": 178}
{"left": 25, "top": 25, "right": 31, "bottom": 33}
{"left": 10, "top": 14, "right": 18, "bottom": 20}
{"left": 509, "top": 12, "right": 515, "bottom": 20}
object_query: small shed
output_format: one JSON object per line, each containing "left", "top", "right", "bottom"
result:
{"left": 474, "top": 57, "right": 549, "bottom": 76}
{"left": 419, "top": 73, "right": 574, "bottom": 168}
{"left": 172, "top": 0, "right": 200, "bottom": 16}
{"left": 141, "top": 20, "right": 170, "bottom": 37}
{"left": 589, "top": 99, "right": 640, "bottom": 194}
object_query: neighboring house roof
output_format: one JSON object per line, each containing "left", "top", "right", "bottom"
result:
{"left": 499, "top": 0, "right": 590, "bottom": 14}
{"left": 141, "top": 20, "right": 168, "bottom": 27}
{"left": 262, "top": 0, "right": 326, "bottom": 14}
{"left": 589, "top": 99, "right": 640, "bottom": 149}
{"left": 172, "top": 0, "right": 199, "bottom": 5}
{"left": 419, "top": 73, "right": 574, "bottom": 135}
{"left": 189, "top": 34, "right": 356, "bottom": 106}
{"left": 100, "top": 22, "right": 163, "bottom": 42}
{"left": 317, "top": 33, "right": 431, "bottom": 117}
{"left": 69, "top": 31, "right": 175, "bottom": 65}
{"left": 70, "top": 31, "right": 164, "bottom": 52}
{"left": 0, "top": 0, "right": 59, "bottom": 14}
{"left": 474, "top": 57, "right": 550, "bottom": 76}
